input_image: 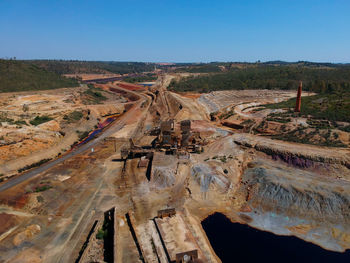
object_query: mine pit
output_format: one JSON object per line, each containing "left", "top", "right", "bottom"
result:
{"left": 202, "top": 212, "right": 350, "bottom": 263}
{"left": 2, "top": 70, "right": 350, "bottom": 263}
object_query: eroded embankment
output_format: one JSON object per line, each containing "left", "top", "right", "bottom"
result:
{"left": 108, "top": 87, "right": 140, "bottom": 102}
{"left": 232, "top": 134, "right": 350, "bottom": 170}
{"left": 240, "top": 164, "right": 350, "bottom": 226}
{"left": 202, "top": 212, "right": 350, "bottom": 263}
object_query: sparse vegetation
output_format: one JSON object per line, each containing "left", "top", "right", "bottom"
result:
{"left": 63, "top": 110, "right": 83, "bottom": 123}
{"left": 0, "top": 116, "right": 27, "bottom": 126}
{"left": 266, "top": 117, "right": 291, "bottom": 123}
{"left": 18, "top": 158, "right": 52, "bottom": 173}
{"left": 219, "top": 156, "right": 227, "bottom": 163}
{"left": 14, "top": 120, "right": 28, "bottom": 126}
{"left": 76, "top": 130, "right": 91, "bottom": 141}
{"left": 123, "top": 73, "right": 157, "bottom": 83}
{"left": 174, "top": 63, "right": 223, "bottom": 73}
{"left": 96, "top": 229, "right": 107, "bottom": 240}
{"left": 306, "top": 119, "right": 332, "bottom": 129}
{"left": 265, "top": 92, "right": 350, "bottom": 122}
{"left": 211, "top": 155, "right": 228, "bottom": 162}
{"left": 271, "top": 128, "right": 347, "bottom": 147}
{"left": 219, "top": 110, "right": 235, "bottom": 120}
{"left": 0, "top": 114, "right": 14, "bottom": 123}
{"left": 30, "top": 115, "right": 53, "bottom": 126}
{"left": 83, "top": 86, "right": 107, "bottom": 104}
{"left": 34, "top": 184, "right": 52, "bottom": 192}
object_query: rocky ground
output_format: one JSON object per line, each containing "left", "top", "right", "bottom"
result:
{"left": 0, "top": 85, "right": 126, "bottom": 177}
{"left": 0, "top": 74, "right": 349, "bottom": 262}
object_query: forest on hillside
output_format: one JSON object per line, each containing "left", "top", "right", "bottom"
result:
{"left": 26, "top": 60, "right": 158, "bottom": 75}
{"left": 0, "top": 59, "right": 79, "bottom": 92}
{"left": 169, "top": 64, "right": 350, "bottom": 94}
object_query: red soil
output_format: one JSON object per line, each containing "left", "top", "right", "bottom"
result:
{"left": 116, "top": 82, "right": 145, "bottom": 91}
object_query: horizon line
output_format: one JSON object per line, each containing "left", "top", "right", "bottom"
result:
{"left": 1, "top": 57, "right": 350, "bottom": 65}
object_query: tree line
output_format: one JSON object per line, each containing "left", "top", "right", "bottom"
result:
{"left": 169, "top": 65, "right": 350, "bottom": 94}
{"left": 0, "top": 59, "right": 79, "bottom": 92}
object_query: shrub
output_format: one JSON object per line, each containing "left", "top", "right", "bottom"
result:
{"left": 219, "top": 156, "right": 227, "bottom": 163}
{"left": 83, "top": 87, "right": 107, "bottom": 104}
{"left": 30, "top": 115, "right": 53, "bottom": 126}
{"left": 96, "top": 229, "right": 106, "bottom": 240}
{"left": 0, "top": 115, "right": 14, "bottom": 123}
{"left": 14, "top": 120, "right": 28, "bottom": 126}
{"left": 63, "top": 111, "right": 83, "bottom": 123}
{"left": 34, "top": 185, "right": 52, "bottom": 192}
{"left": 76, "top": 130, "right": 90, "bottom": 141}
{"left": 18, "top": 158, "right": 52, "bottom": 173}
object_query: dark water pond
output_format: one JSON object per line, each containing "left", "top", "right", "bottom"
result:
{"left": 201, "top": 213, "right": 350, "bottom": 263}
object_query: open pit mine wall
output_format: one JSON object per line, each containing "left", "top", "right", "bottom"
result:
{"left": 164, "top": 92, "right": 183, "bottom": 118}
{"left": 108, "top": 87, "right": 140, "bottom": 102}
{"left": 233, "top": 139, "right": 350, "bottom": 169}
{"left": 241, "top": 167, "right": 350, "bottom": 226}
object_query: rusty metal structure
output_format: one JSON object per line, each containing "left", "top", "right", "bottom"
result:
{"left": 155, "top": 119, "right": 203, "bottom": 154}
{"left": 160, "top": 119, "right": 175, "bottom": 133}
{"left": 295, "top": 81, "right": 302, "bottom": 112}
{"left": 121, "top": 120, "right": 203, "bottom": 171}
{"left": 180, "top": 120, "right": 191, "bottom": 133}
{"left": 157, "top": 208, "right": 176, "bottom": 218}
{"left": 180, "top": 120, "right": 191, "bottom": 147}
{"left": 159, "top": 119, "right": 176, "bottom": 147}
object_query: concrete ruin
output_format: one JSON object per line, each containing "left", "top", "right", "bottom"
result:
{"left": 176, "top": 250, "right": 199, "bottom": 263}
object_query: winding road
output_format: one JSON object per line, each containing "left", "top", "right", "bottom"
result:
{"left": 0, "top": 84, "right": 148, "bottom": 193}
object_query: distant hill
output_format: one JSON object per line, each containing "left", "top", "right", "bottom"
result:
{"left": 169, "top": 64, "right": 350, "bottom": 93}
{"left": 0, "top": 59, "right": 79, "bottom": 93}
{"left": 170, "top": 61, "right": 350, "bottom": 73}
{"left": 27, "top": 60, "right": 157, "bottom": 75}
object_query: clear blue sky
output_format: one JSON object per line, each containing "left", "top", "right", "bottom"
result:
{"left": 1, "top": 0, "right": 349, "bottom": 62}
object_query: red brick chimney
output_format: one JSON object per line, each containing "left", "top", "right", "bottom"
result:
{"left": 294, "top": 81, "right": 302, "bottom": 112}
